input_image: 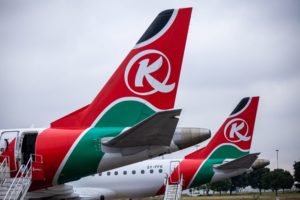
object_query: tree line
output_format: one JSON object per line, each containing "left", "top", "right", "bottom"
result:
{"left": 190, "top": 161, "right": 300, "bottom": 196}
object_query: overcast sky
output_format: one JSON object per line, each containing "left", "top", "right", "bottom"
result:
{"left": 0, "top": 1, "right": 299, "bottom": 173}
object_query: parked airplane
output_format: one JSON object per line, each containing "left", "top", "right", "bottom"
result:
{"left": 59, "top": 96, "right": 265, "bottom": 200}
{"left": 0, "top": 7, "right": 195, "bottom": 192}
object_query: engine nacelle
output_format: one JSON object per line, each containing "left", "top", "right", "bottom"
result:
{"left": 101, "top": 127, "right": 211, "bottom": 155}
{"left": 251, "top": 158, "right": 270, "bottom": 170}
{"left": 170, "top": 127, "right": 211, "bottom": 152}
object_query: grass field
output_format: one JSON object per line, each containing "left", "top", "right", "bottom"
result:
{"left": 182, "top": 192, "right": 300, "bottom": 200}
{"left": 143, "top": 192, "right": 300, "bottom": 200}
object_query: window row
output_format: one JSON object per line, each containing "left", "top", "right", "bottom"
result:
{"left": 99, "top": 168, "right": 163, "bottom": 176}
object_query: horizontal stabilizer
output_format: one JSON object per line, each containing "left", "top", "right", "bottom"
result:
{"left": 214, "top": 153, "right": 260, "bottom": 170}
{"left": 102, "top": 109, "right": 181, "bottom": 149}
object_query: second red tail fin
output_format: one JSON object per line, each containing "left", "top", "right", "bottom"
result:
{"left": 187, "top": 97, "right": 259, "bottom": 159}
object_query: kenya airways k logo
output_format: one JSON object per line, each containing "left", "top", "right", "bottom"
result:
{"left": 224, "top": 118, "right": 251, "bottom": 143}
{"left": 125, "top": 50, "right": 175, "bottom": 96}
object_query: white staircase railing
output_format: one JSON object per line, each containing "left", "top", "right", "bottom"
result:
{"left": 0, "top": 156, "right": 9, "bottom": 184}
{"left": 163, "top": 175, "right": 183, "bottom": 200}
{"left": 3, "top": 157, "right": 32, "bottom": 200}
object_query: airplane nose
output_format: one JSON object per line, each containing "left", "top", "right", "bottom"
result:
{"left": 172, "top": 127, "right": 211, "bottom": 149}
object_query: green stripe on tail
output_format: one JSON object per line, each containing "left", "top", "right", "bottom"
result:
{"left": 58, "top": 100, "right": 156, "bottom": 184}
{"left": 189, "top": 145, "right": 249, "bottom": 188}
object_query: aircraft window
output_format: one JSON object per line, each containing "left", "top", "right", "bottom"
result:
{"left": 132, "top": 170, "right": 136, "bottom": 175}
{"left": 150, "top": 169, "right": 154, "bottom": 173}
{"left": 159, "top": 169, "right": 163, "bottom": 173}
{"left": 107, "top": 172, "right": 111, "bottom": 176}
{"left": 114, "top": 171, "right": 118, "bottom": 175}
{"left": 141, "top": 170, "right": 145, "bottom": 174}
{"left": 123, "top": 170, "right": 127, "bottom": 175}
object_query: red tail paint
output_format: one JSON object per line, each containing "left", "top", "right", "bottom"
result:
{"left": 51, "top": 8, "right": 192, "bottom": 128}
{"left": 187, "top": 97, "right": 259, "bottom": 159}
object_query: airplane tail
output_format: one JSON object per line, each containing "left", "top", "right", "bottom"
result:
{"left": 186, "top": 96, "right": 259, "bottom": 159}
{"left": 51, "top": 8, "right": 192, "bottom": 129}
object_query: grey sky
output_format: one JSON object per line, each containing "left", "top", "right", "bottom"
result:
{"left": 0, "top": 1, "right": 299, "bottom": 173}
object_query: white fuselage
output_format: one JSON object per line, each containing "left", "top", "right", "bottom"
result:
{"left": 69, "top": 158, "right": 183, "bottom": 199}
{"left": 68, "top": 150, "right": 251, "bottom": 200}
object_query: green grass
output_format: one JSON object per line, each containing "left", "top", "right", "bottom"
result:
{"left": 183, "top": 192, "right": 300, "bottom": 200}
{"left": 140, "top": 192, "right": 300, "bottom": 200}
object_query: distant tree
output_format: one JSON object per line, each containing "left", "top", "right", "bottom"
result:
{"left": 210, "top": 179, "right": 232, "bottom": 196}
{"left": 264, "top": 169, "right": 282, "bottom": 196}
{"left": 262, "top": 169, "right": 293, "bottom": 196}
{"left": 261, "top": 170, "right": 271, "bottom": 191}
{"left": 281, "top": 170, "right": 294, "bottom": 192}
{"left": 248, "top": 168, "right": 270, "bottom": 195}
{"left": 230, "top": 174, "right": 248, "bottom": 195}
{"left": 189, "top": 186, "right": 204, "bottom": 195}
{"left": 194, "top": 186, "right": 202, "bottom": 195}
{"left": 204, "top": 183, "right": 211, "bottom": 195}
{"left": 294, "top": 161, "right": 300, "bottom": 189}
{"left": 196, "top": 185, "right": 208, "bottom": 195}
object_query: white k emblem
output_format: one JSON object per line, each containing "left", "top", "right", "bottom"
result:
{"left": 229, "top": 122, "right": 250, "bottom": 141}
{"left": 125, "top": 49, "right": 175, "bottom": 96}
{"left": 224, "top": 118, "right": 251, "bottom": 143}
{"left": 135, "top": 57, "right": 175, "bottom": 93}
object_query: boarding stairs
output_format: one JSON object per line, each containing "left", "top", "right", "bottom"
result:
{"left": 0, "top": 157, "right": 33, "bottom": 200}
{"left": 163, "top": 175, "right": 183, "bottom": 200}
{"left": 0, "top": 156, "right": 10, "bottom": 185}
